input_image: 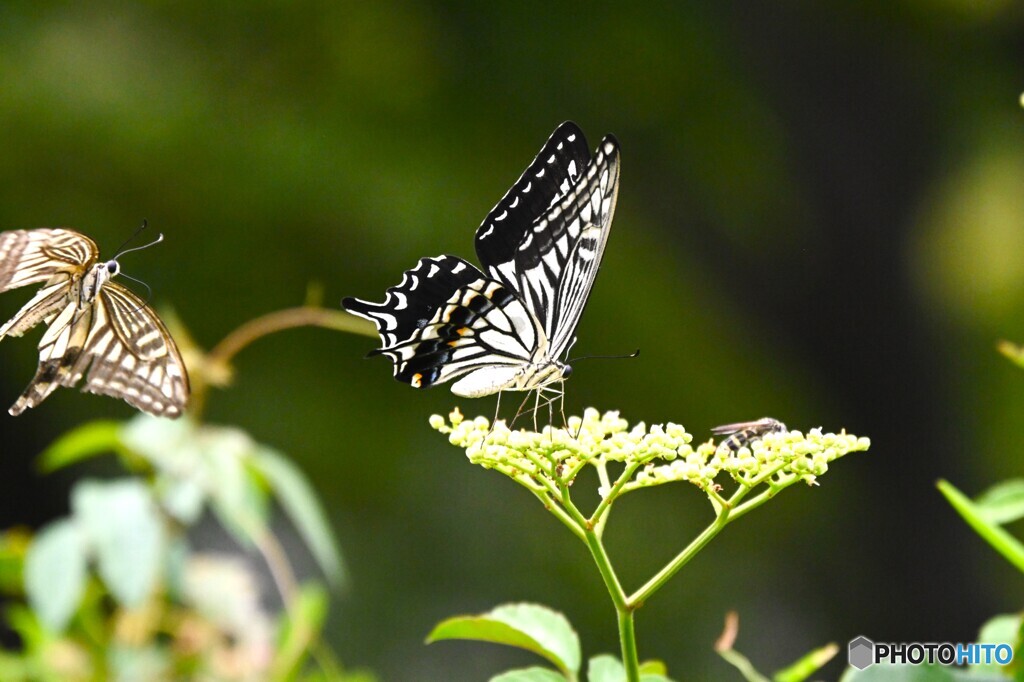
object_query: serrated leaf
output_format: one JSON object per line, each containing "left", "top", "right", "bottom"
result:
{"left": 975, "top": 480, "right": 1024, "bottom": 525}
{"left": 773, "top": 643, "right": 838, "bottom": 682}
{"left": 252, "top": 447, "right": 346, "bottom": 588}
{"left": 71, "top": 480, "right": 165, "bottom": 607}
{"left": 490, "top": 668, "right": 566, "bottom": 682}
{"left": 25, "top": 519, "right": 87, "bottom": 632}
{"left": 428, "top": 603, "right": 581, "bottom": 676}
{"left": 37, "top": 420, "right": 123, "bottom": 473}
{"left": 937, "top": 479, "right": 1024, "bottom": 573}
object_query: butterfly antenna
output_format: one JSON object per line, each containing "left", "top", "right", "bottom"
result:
{"left": 567, "top": 349, "right": 640, "bottom": 364}
{"left": 116, "top": 271, "right": 154, "bottom": 314}
{"left": 115, "top": 231, "right": 165, "bottom": 260}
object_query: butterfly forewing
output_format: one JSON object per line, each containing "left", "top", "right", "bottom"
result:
{"left": 475, "top": 123, "right": 620, "bottom": 359}
{"left": 0, "top": 229, "right": 97, "bottom": 293}
{"left": 0, "top": 227, "right": 189, "bottom": 417}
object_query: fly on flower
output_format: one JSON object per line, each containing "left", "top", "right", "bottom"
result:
{"left": 344, "top": 122, "right": 620, "bottom": 424}
{"left": 712, "top": 418, "right": 787, "bottom": 455}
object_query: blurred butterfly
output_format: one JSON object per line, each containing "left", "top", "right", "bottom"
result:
{"left": 0, "top": 226, "right": 190, "bottom": 417}
{"left": 712, "top": 418, "right": 787, "bottom": 454}
{"left": 343, "top": 121, "right": 620, "bottom": 404}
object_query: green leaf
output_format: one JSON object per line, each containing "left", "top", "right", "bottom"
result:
{"left": 25, "top": 519, "right": 87, "bottom": 632}
{"left": 251, "top": 447, "right": 346, "bottom": 589}
{"left": 974, "top": 480, "right": 1024, "bottom": 525}
{"left": 490, "top": 668, "right": 566, "bottom": 682}
{"left": 638, "top": 661, "right": 668, "bottom": 675}
{"left": 583, "top": 656, "right": 673, "bottom": 682}
{"left": 272, "top": 582, "right": 329, "bottom": 680}
{"left": 937, "top": 479, "right": 1024, "bottom": 573}
{"left": 588, "top": 655, "right": 624, "bottom": 682}
{"left": 207, "top": 445, "right": 270, "bottom": 547}
{"left": 37, "top": 420, "right": 123, "bottom": 473}
{"left": 773, "top": 643, "right": 839, "bottom": 682}
{"left": 428, "top": 603, "right": 581, "bottom": 676}
{"left": 973, "top": 614, "right": 1021, "bottom": 675}
{"left": 71, "top": 480, "right": 165, "bottom": 607}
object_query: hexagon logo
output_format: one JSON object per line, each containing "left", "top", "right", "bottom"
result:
{"left": 848, "top": 636, "right": 875, "bottom": 670}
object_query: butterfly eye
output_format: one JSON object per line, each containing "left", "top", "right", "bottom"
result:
{"left": 106, "top": 261, "right": 119, "bottom": 274}
{"left": 561, "top": 365, "right": 573, "bottom": 379}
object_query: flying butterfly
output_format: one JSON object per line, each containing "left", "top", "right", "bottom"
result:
{"left": 343, "top": 121, "right": 620, "bottom": 405}
{"left": 712, "top": 418, "right": 787, "bottom": 454}
{"left": 0, "top": 226, "right": 190, "bottom": 417}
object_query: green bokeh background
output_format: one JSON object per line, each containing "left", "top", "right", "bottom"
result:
{"left": 1, "top": 2, "right": 1024, "bottom": 679}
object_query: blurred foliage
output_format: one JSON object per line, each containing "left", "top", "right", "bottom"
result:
{"left": 1, "top": 1, "right": 1024, "bottom": 680}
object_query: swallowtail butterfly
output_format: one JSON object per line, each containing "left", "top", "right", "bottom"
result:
{"left": 0, "top": 228, "right": 190, "bottom": 417}
{"left": 712, "top": 418, "right": 787, "bottom": 454}
{"left": 343, "top": 121, "right": 620, "bottom": 398}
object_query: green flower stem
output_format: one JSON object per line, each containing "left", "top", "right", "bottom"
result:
{"left": 589, "top": 461, "right": 643, "bottom": 530}
{"left": 618, "top": 609, "right": 641, "bottom": 682}
{"left": 583, "top": 527, "right": 640, "bottom": 682}
{"left": 629, "top": 509, "right": 732, "bottom": 608}
{"left": 533, "top": 489, "right": 586, "bottom": 541}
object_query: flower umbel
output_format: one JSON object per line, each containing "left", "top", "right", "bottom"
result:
{"left": 431, "top": 408, "right": 870, "bottom": 514}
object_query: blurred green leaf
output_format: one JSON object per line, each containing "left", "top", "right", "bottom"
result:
{"left": 157, "top": 474, "right": 205, "bottom": 525}
{"left": 974, "top": 480, "right": 1024, "bottom": 525}
{"left": 252, "top": 446, "right": 346, "bottom": 589}
{"left": 109, "top": 644, "right": 171, "bottom": 681}
{"left": 973, "top": 614, "right": 1021, "bottom": 676}
{"left": 938, "top": 479, "right": 1024, "bottom": 573}
{"left": 272, "top": 582, "right": 329, "bottom": 681}
{"left": 207, "top": 445, "right": 270, "bottom": 548}
{"left": 428, "top": 603, "right": 581, "bottom": 677}
{"left": 0, "top": 652, "right": 31, "bottom": 682}
{"left": 37, "top": 420, "right": 122, "bottom": 473}
{"left": 0, "top": 529, "right": 30, "bottom": 595}
{"left": 588, "top": 655, "right": 623, "bottom": 682}
{"left": 582, "top": 655, "right": 673, "bottom": 682}
{"left": 71, "top": 480, "right": 165, "bottom": 608}
{"left": 490, "top": 669, "right": 566, "bottom": 682}
{"left": 25, "top": 519, "right": 87, "bottom": 632}
{"left": 773, "top": 643, "right": 839, "bottom": 682}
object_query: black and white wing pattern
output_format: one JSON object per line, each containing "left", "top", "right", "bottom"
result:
{"left": 475, "top": 121, "right": 620, "bottom": 357}
{"left": 343, "top": 122, "right": 621, "bottom": 398}
{"left": 0, "top": 228, "right": 190, "bottom": 418}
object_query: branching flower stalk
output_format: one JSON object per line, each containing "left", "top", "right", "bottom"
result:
{"left": 432, "top": 408, "right": 870, "bottom": 682}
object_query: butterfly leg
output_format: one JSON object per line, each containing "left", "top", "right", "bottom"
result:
{"left": 487, "top": 391, "right": 503, "bottom": 437}
{"left": 509, "top": 390, "right": 534, "bottom": 430}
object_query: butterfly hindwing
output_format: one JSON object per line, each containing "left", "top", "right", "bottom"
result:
{"left": 70, "top": 283, "right": 189, "bottom": 417}
{"left": 344, "top": 255, "right": 540, "bottom": 391}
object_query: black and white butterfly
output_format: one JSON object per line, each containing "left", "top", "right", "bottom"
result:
{"left": 712, "top": 418, "right": 787, "bottom": 454}
{"left": 0, "top": 227, "right": 190, "bottom": 417}
{"left": 343, "top": 122, "right": 620, "bottom": 404}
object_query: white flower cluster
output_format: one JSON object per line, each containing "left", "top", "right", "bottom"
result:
{"left": 431, "top": 408, "right": 870, "bottom": 495}
{"left": 635, "top": 427, "right": 870, "bottom": 491}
